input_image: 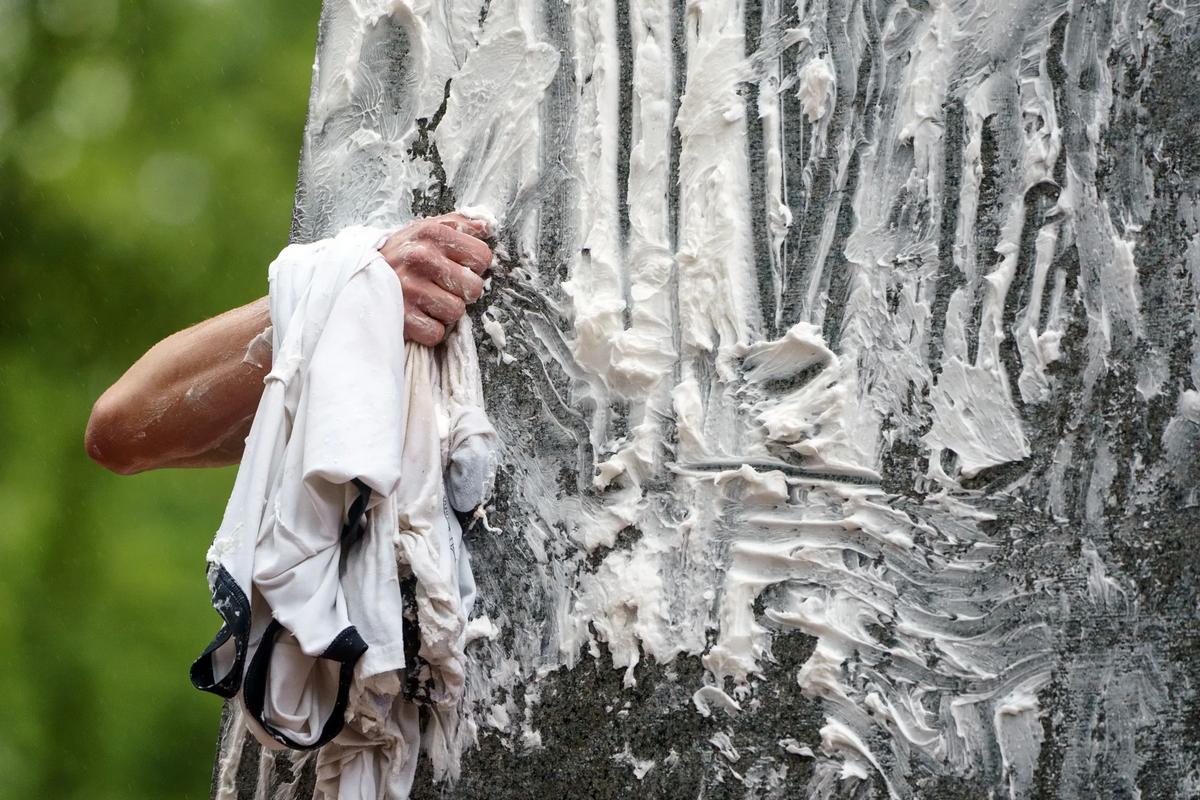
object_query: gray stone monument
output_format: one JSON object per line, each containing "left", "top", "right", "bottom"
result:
{"left": 210, "top": 0, "right": 1200, "bottom": 797}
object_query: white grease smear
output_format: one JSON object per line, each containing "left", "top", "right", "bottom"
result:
{"left": 230, "top": 0, "right": 1177, "bottom": 797}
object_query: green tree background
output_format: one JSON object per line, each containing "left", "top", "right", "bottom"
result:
{"left": 0, "top": 1, "right": 322, "bottom": 796}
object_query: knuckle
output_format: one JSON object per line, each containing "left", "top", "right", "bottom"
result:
{"left": 422, "top": 246, "right": 449, "bottom": 271}
{"left": 431, "top": 301, "right": 457, "bottom": 323}
{"left": 417, "top": 220, "right": 446, "bottom": 242}
{"left": 406, "top": 312, "right": 444, "bottom": 345}
{"left": 429, "top": 259, "right": 453, "bottom": 284}
{"left": 388, "top": 241, "right": 421, "bottom": 268}
{"left": 403, "top": 255, "right": 436, "bottom": 280}
{"left": 399, "top": 275, "right": 427, "bottom": 299}
{"left": 408, "top": 287, "right": 432, "bottom": 311}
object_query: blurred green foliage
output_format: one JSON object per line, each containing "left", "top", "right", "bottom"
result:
{"left": 0, "top": 1, "right": 321, "bottom": 796}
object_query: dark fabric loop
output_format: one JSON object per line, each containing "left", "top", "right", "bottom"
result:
{"left": 241, "top": 619, "right": 368, "bottom": 751}
{"left": 189, "top": 564, "right": 251, "bottom": 699}
{"left": 193, "top": 477, "right": 373, "bottom": 746}
{"left": 340, "top": 478, "right": 373, "bottom": 548}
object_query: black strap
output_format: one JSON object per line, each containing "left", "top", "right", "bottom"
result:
{"left": 241, "top": 620, "right": 368, "bottom": 750}
{"left": 192, "top": 478, "right": 373, "bottom": 737}
{"left": 189, "top": 564, "right": 251, "bottom": 698}
{"left": 340, "top": 478, "right": 372, "bottom": 548}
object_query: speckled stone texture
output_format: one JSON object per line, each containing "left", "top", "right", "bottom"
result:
{"left": 211, "top": 1, "right": 1200, "bottom": 798}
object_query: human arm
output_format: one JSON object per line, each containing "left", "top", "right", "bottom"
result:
{"left": 85, "top": 213, "right": 493, "bottom": 474}
{"left": 85, "top": 299, "right": 272, "bottom": 474}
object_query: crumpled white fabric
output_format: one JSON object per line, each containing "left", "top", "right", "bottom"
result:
{"left": 193, "top": 224, "right": 498, "bottom": 800}
{"left": 315, "top": 307, "right": 498, "bottom": 799}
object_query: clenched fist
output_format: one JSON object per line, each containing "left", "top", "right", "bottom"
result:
{"left": 378, "top": 212, "right": 494, "bottom": 347}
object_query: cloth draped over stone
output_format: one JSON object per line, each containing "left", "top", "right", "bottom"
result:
{"left": 189, "top": 225, "right": 498, "bottom": 799}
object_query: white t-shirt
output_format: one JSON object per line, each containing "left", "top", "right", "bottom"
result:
{"left": 190, "top": 226, "right": 497, "bottom": 798}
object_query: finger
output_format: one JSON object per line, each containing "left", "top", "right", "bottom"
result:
{"left": 378, "top": 236, "right": 423, "bottom": 272}
{"left": 426, "top": 253, "right": 485, "bottom": 301}
{"left": 404, "top": 310, "right": 446, "bottom": 347}
{"left": 432, "top": 212, "right": 492, "bottom": 240}
{"left": 409, "top": 251, "right": 485, "bottom": 300}
{"left": 446, "top": 263, "right": 486, "bottom": 302}
{"left": 418, "top": 223, "right": 493, "bottom": 274}
{"left": 412, "top": 282, "right": 467, "bottom": 325}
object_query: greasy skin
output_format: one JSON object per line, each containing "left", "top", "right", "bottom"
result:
{"left": 85, "top": 212, "right": 492, "bottom": 475}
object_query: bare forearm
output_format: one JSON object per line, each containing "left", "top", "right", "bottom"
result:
{"left": 87, "top": 213, "right": 493, "bottom": 476}
{"left": 86, "top": 298, "right": 271, "bottom": 474}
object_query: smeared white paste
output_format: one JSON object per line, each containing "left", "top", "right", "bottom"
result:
{"left": 229, "top": 0, "right": 1178, "bottom": 796}
{"left": 797, "top": 57, "right": 835, "bottom": 124}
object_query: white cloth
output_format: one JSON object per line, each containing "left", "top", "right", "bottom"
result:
{"left": 191, "top": 226, "right": 498, "bottom": 799}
